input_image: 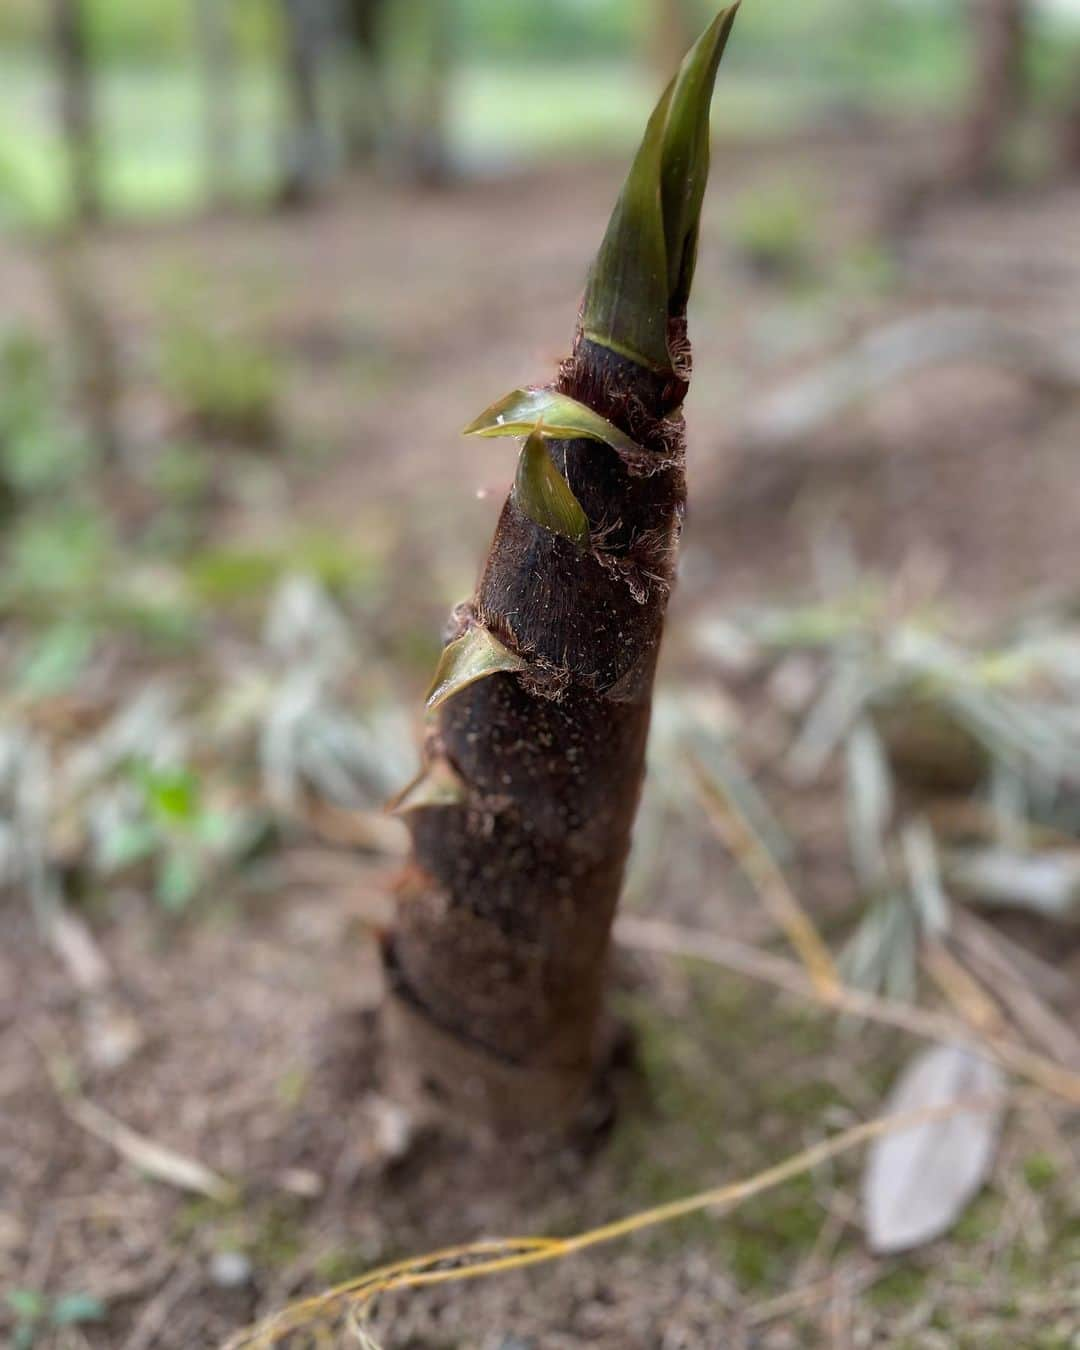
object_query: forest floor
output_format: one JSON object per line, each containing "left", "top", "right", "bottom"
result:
{"left": 2, "top": 120, "right": 1080, "bottom": 1348}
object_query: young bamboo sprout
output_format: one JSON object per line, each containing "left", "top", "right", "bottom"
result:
{"left": 383, "top": 6, "right": 741, "bottom": 1133}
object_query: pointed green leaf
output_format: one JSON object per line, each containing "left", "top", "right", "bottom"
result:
{"left": 580, "top": 80, "right": 674, "bottom": 371}
{"left": 388, "top": 757, "right": 467, "bottom": 815}
{"left": 426, "top": 625, "right": 527, "bottom": 711}
{"left": 463, "top": 386, "right": 648, "bottom": 463}
{"left": 580, "top": 4, "right": 740, "bottom": 371}
{"left": 513, "top": 427, "right": 590, "bottom": 547}
{"left": 662, "top": 5, "right": 740, "bottom": 314}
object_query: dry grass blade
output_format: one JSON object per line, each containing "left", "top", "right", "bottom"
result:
{"left": 221, "top": 1096, "right": 1006, "bottom": 1350}
{"left": 921, "top": 938, "right": 1004, "bottom": 1036}
{"left": 44, "top": 905, "right": 111, "bottom": 994}
{"left": 691, "top": 756, "right": 841, "bottom": 999}
{"left": 65, "top": 1095, "right": 236, "bottom": 1201}
{"left": 953, "top": 912, "right": 1080, "bottom": 1067}
{"left": 743, "top": 1262, "right": 879, "bottom": 1328}
{"left": 615, "top": 915, "right": 1080, "bottom": 1106}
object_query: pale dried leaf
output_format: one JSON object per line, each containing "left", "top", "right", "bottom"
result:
{"left": 45, "top": 907, "right": 110, "bottom": 993}
{"left": 787, "top": 658, "right": 870, "bottom": 784}
{"left": 946, "top": 847, "right": 1080, "bottom": 920}
{"left": 901, "top": 818, "right": 950, "bottom": 936}
{"left": 264, "top": 573, "right": 352, "bottom": 674}
{"left": 68, "top": 1096, "right": 234, "bottom": 1201}
{"left": 862, "top": 1043, "right": 1004, "bottom": 1254}
{"left": 846, "top": 719, "right": 893, "bottom": 892}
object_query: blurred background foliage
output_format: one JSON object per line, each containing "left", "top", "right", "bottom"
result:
{"left": 0, "top": 0, "right": 1075, "bottom": 224}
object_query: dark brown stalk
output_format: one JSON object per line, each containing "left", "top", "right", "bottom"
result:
{"left": 381, "top": 9, "right": 740, "bottom": 1134}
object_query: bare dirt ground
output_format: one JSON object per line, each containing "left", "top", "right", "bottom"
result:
{"left": 2, "top": 122, "right": 1080, "bottom": 1348}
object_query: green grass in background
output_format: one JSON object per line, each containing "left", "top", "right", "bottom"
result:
{"left": 0, "top": 58, "right": 278, "bottom": 224}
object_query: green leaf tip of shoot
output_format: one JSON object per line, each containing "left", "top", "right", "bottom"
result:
{"left": 581, "top": 3, "right": 740, "bottom": 373}
{"left": 425, "top": 625, "right": 528, "bottom": 711}
{"left": 513, "top": 425, "right": 591, "bottom": 547}
{"left": 464, "top": 386, "right": 648, "bottom": 463}
{"left": 388, "top": 757, "right": 467, "bottom": 814}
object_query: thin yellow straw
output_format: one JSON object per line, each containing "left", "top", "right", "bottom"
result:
{"left": 690, "top": 757, "right": 842, "bottom": 1000}
{"left": 223, "top": 1094, "right": 1005, "bottom": 1349}
{"left": 615, "top": 914, "right": 1080, "bottom": 1106}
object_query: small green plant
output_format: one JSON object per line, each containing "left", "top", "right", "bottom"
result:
{"left": 730, "top": 184, "right": 816, "bottom": 280}
{"left": 5, "top": 506, "right": 113, "bottom": 600}
{"left": 6, "top": 1290, "right": 105, "bottom": 1349}
{"left": 137, "top": 442, "right": 219, "bottom": 557}
{"left": 14, "top": 619, "right": 97, "bottom": 696}
{"left": 98, "top": 761, "right": 264, "bottom": 913}
{"left": 186, "top": 533, "right": 380, "bottom": 606}
{"left": 160, "top": 314, "right": 279, "bottom": 442}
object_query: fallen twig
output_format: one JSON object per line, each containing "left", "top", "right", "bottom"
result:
{"left": 921, "top": 938, "right": 1003, "bottom": 1036}
{"left": 122, "top": 1263, "right": 203, "bottom": 1350}
{"left": 64, "top": 1095, "right": 236, "bottom": 1203}
{"left": 615, "top": 915, "right": 1080, "bottom": 1106}
{"left": 954, "top": 917, "right": 1080, "bottom": 1071}
{"left": 691, "top": 757, "right": 841, "bottom": 1000}
{"left": 744, "top": 1259, "right": 879, "bottom": 1328}
{"left": 43, "top": 907, "right": 111, "bottom": 994}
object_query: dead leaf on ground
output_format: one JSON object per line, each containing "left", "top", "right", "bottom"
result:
{"left": 862, "top": 1042, "right": 1005, "bottom": 1254}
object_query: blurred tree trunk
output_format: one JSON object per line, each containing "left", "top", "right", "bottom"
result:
{"left": 955, "top": 0, "right": 1028, "bottom": 189}
{"left": 395, "top": 0, "right": 453, "bottom": 186}
{"left": 51, "top": 241, "right": 122, "bottom": 464}
{"left": 643, "top": 0, "right": 696, "bottom": 86}
{"left": 49, "top": 0, "right": 100, "bottom": 223}
{"left": 338, "top": 0, "right": 388, "bottom": 166}
{"left": 1062, "top": 53, "right": 1080, "bottom": 175}
{"left": 48, "top": 2, "right": 118, "bottom": 457}
{"left": 195, "top": 0, "right": 238, "bottom": 207}
{"left": 278, "top": 0, "right": 329, "bottom": 206}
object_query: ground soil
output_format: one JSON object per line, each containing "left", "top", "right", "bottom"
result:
{"left": 2, "top": 122, "right": 1079, "bottom": 1348}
